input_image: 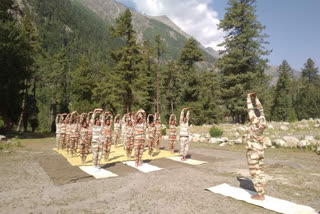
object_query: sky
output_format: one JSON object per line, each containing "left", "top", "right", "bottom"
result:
{"left": 116, "top": 0, "right": 320, "bottom": 70}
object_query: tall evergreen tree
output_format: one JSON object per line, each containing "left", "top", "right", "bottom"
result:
{"left": 295, "top": 58, "right": 320, "bottom": 119}
{"left": 93, "top": 65, "right": 122, "bottom": 113}
{"left": 155, "top": 34, "right": 165, "bottom": 113}
{"left": 301, "top": 58, "right": 319, "bottom": 85}
{"left": 70, "top": 56, "right": 95, "bottom": 112}
{"left": 0, "top": 0, "right": 25, "bottom": 129}
{"left": 198, "top": 70, "right": 223, "bottom": 124}
{"left": 177, "top": 38, "right": 204, "bottom": 125}
{"left": 271, "top": 60, "right": 294, "bottom": 121}
{"left": 110, "top": 9, "right": 142, "bottom": 113}
{"left": 17, "top": 9, "right": 41, "bottom": 131}
{"left": 217, "top": 0, "right": 270, "bottom": 123}
{"left": 162, "top": 60, "right": 179, "bottom": 116}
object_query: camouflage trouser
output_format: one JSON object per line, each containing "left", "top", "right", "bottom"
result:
{"left": 180, "top": 136, "right": 189, "bottom": 156}
{"left": 169, "top": 136, "right": 176, "bottom": 151}
{"left": 247, "top": 149, "right": 265, "bottom": 195}
{"left": 103, "top": 137, "right": 112, "bottom": 159}
{"left": 75, "top": 137, "right": 80, "bottom": 153}
{"left": 56, "top": 134, "right": 60, "bottom": 148}
{"left": 59, "top": 134, "right": 66, "bottom": 149}
{"left": 134, "top": 139, "right": 145, "bottom": 163}
{"left": 79, "top": 137, "right": 89, "bottom": 159}
{"left": 114, "top": 131, "right": 121, "bottom": 147}
{"left": 88, "top": 134, "right": 92, "bottom": 153}
{"left": 155, "top": 134, "right": 161, "bottom": 149}
{"left": 68, "top": 137, "right": 77, "bottom": 155}
{"left": 122, "top": 132, "right": 127, "bottom": 147}
{"left": 148, "top": 137, "right": 155, "bottom": 155}
{"left": 65, "top": 134, "right": 70, "bottom": 150}
{"left": 126, "top": 136, "right": 134, "bottom": 157}
{"left": 92, "top": 141, "right": 103, "bottom": 167}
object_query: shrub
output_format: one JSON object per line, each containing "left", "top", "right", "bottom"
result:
{"left": 209, "top": 125, "right": 223, "bottom": 137}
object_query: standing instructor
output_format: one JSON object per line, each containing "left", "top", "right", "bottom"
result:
{"left": 246, "top": 92, "right": 267, "bottom": 200}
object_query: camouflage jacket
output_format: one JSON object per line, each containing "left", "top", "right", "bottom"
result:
{"left": 246, "top": 96, "right": 267, "bottom": 150}
{"left": 104, "top": 125, "right": 112, "bottom": 138}
{"left": 134, "top": 123, "right": 146, "bottom": 140}
{"left": 169, "top": 124, "right": 176, "bottom": 137}
{"left": 80, "top": 127, "right": 88, "bottom": 140}
{"left": 148, "top": 126, "right": 156, "bottom": 139}
{"left": 60, "top": 123, "right": 66, "bottom": 134}
{"left": 126, "top": 126, "right": 134, "bottom": 138}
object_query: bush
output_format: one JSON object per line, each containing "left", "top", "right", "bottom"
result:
{"left": 209, "top": 126, "right": 223, "bottom": 137}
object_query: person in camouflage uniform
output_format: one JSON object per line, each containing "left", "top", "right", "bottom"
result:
{"left": 147, "top": 114, "right": 156, "bottom": 158}
{"left": 121, "top": 114, "right": 128, "bottom": 150}
{"left": 113, "top": 114, "right": 121, "bottom": 148}
{"left": 55, "top": 114, "right": 61, "bottom": 148}
{"left": 59, "top": 114, "right": 67, "bottom": 149}
{"left": 179, "top": 108, "right": 190, "bottom": 161}
{"left": 74, "top": 115, "right": 80, "bottom": 153}
{"left": 246, "top": 92, "right": 267, "bottom": 200}
{"left": 79, "top": 114, "right": 89, "bottom": 164}
{"left": 155, "top": 113, "right": 162, "bottom": 151}
{"left": 69, "top": 111, "right": 79, "bottom": 157}
{"left": 87, "top": 111, "right": 93, "bottom": 153}
{"left": 125, "top": 119, "right": 134, "bottom": 159}
{"left": 91, "top": 109, "right": 105, "bottom": 168}
{"left": 168, "top": 114, "right": 177, "bottom": 154}
{"left": 65, "top": 114, "right": 72, "bottom": 153}
{"left": 134, "top": 109, "right": 146, "bottom": 167}
{"left": 103, "top": 112, "right": 113, "bottom": 161}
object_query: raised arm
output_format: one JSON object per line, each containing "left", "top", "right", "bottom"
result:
{"left": 100, "top": 112, "right": 105, "bottom": 128}
{"left": 180, "top": 108, "right": 185, "bottom": 125}
{"left": 247, "top": 93, "right": 256, "bottom": 122}
{"left": 91, "top": 112, "right": 96, "bottom": 125}
{"left": 255, "top": 96, "right": 265, "bottom": 117}
{"left": 55, "top": 114, "right": 60, "bottom": 124}
{"left": 186, "top": 111, "right": 190, "bottom": 122}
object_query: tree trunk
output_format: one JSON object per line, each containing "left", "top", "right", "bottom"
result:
{"left": 171, "top": 99, "right": 174, "bottom": 114}
{"left": 50, "top": 86, "right": 57, "bottom": 133}
{"left": 16, "top": 78, "right": 28, "bottom": 132}
{"left": 156, "top": 64, "right": 160, "bottom": 114}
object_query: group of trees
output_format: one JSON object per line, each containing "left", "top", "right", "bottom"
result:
{"left": 1, "top": 0, "right": 319, "bottom": 133}
{"left": 272, "top": 59, "right": 320, "bottom": 122}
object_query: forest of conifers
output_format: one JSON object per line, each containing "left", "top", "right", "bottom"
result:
{"left": 1, "top": 0, "right": 320, "bottom": 133}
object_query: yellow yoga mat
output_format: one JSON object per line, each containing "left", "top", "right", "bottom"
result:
{"left": 53, "top": 144, "right": 179, "bottom": 166}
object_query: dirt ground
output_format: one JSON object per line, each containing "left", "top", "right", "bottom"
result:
{"left": 0, "top": 137, "right": 319, "bottom": 214}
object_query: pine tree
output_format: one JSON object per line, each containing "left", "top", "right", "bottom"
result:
{"left": 93, "top": 65, "right": 122, "bottom": 113}
{"left": 0, "top": 0, "right": 25, "bottom": 129}
{"left": 271, "top": 60, "right": 294, "bottom": 121}
{"left": 162, "top": 60, "right": 180, "bottom": 117}
{"left": 295, "top": 58, "right": 320, "bottom": 119}
{"left": 301, "top": 58, "right": 319, "bottom": 85}
{"left": 70, "top": 56, "right": 95, "bottom": 112}
{"left": 155, "top": 34, "right": 165, "bottom": 113}
{"left": 109, "top": 9, "right": 142, "bottom": 113}
{"left": 177, "top": 38, "right": 204, "bottom": 125}
{"left": 217, "top": 0, "right": 270, "bottom": 123}
{"left": 198, "top": 70, "right": 223, "bottom": 124}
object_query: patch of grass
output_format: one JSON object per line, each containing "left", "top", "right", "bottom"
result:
{"left": 0, "top": 139, "right": 23, "bottom": 151}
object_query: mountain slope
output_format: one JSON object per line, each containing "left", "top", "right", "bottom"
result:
{"left": 76, "top": 0, "right": 216, "bottom": 63}
{"left": 265, "top": 65, "right": 300, "bottom": 85}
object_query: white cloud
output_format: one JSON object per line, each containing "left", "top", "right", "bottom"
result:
{"left": 117, "top": 0, "right": 225, "bottom": 50}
